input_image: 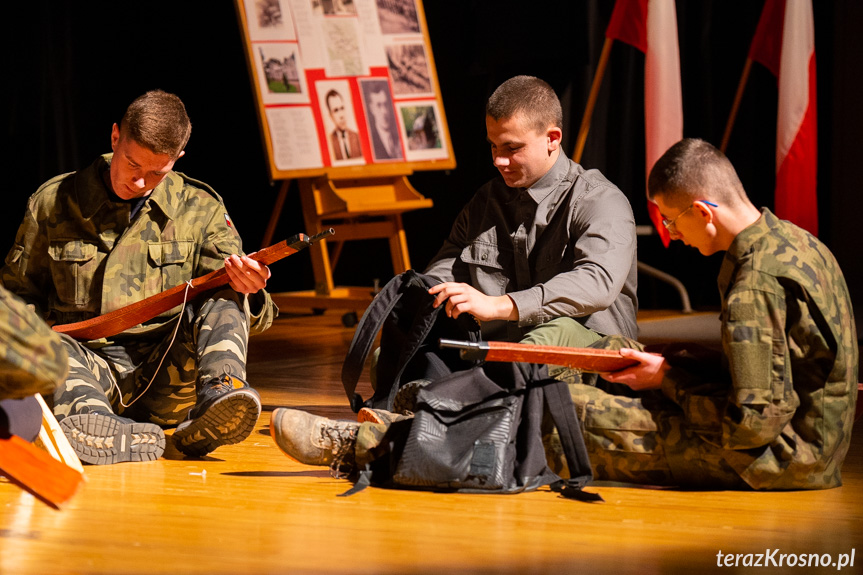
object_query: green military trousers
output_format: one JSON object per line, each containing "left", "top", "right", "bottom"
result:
{"left": 547, "top": 335, "right": 748, "bottom": 489}
{"left": 55, "top": 287, "right": 250, "bottom": 426}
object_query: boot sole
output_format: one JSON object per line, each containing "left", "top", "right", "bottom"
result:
{"left": 392, "top": 379, "right": 430, "bottom": 415}
{"left": 59, "top": 413, "right": 165, "bottom": 465}
{"left": 173, "top": 390, "right": 261, "bottom": 457}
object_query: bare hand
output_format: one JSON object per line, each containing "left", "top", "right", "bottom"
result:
{"left": 428, "top": 282, "right": 517, "bottom": 322}
{"left": 224, "top": 254, "right": 271, "bottom": 294}
{"left": 600, "top": 348, "right": 669, "bottom": 391}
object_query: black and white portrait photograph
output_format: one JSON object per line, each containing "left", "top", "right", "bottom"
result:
{"left": 318, "top": 80, "right": 365, "bottom": 165}
{"left": 360, "top": 78, "right": 403, "bottom": 161}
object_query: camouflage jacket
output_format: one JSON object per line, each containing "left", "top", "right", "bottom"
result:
{"left": 0, "top": 283, "right": 67, "bottom": 399}
{"left": 0, "top": 154, "right": 277, "bottom": 340}
{"left": 662, "top": 209, "right": 858, "bottom": 489}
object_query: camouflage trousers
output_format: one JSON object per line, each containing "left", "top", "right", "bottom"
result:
{"left": 545, "top": 335, "right": 748, "bottom": 489}
{"left": 55, "top": 287, "right": 250, "bottom": 426}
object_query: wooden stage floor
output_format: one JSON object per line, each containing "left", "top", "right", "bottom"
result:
{"left": 1, "top": 310, "right": 861, "bottom": 574}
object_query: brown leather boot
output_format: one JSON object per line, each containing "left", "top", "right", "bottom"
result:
{"left": 270, "top": 408, "right": 358, "bottom": 470}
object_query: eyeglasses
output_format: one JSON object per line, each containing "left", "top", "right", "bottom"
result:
{"left": 661, "top": 200, "right": 718, "bottom": 233}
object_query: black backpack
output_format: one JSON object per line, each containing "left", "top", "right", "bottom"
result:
{"left": 341, "top": 269, "right": 481, "bottom": 412}
{"left": 340, "top": 270, "right": 601, "bottom": 501}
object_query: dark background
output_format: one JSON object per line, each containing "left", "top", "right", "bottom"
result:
{"left": 2, "top": 1, "right": 861, "bottom": 323}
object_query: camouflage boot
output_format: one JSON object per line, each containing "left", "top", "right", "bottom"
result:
{"left": 173, "top": 374, "right": 261, "bottom": 457}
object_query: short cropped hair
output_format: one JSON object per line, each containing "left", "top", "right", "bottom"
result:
{"left": 647, "top": 138, "right": 747, "bottom": 208}
{"left": 486, "top": 76, "right": 563, "bottom": 133}
{"left": 325, "top": 89, "right": 341, "bottom": 112}
{"left": 120, "top": 90, "right": 191, "bottom": 159}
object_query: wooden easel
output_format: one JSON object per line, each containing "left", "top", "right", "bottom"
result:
{"left": 235, "top": 0, "right": 452, "bottom": 323}
{"left": 261, "top": 174, "right": 432, "bottom": 319}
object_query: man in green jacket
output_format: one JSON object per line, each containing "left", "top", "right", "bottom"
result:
{"left": 1, "top": 90, "right": 277, "bottom": 464}
{"left": 566, "top": 138, "right": 858, "bottom": 490}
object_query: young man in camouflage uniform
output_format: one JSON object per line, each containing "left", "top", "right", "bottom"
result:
{"left": 0, "top": 284, "right": 68, "bottom": 443}
{"left": 567, "top": 138, "right": 858, "bottom": 490}
{"left": 1, "top": 90, "right": 277, "bottom": 464}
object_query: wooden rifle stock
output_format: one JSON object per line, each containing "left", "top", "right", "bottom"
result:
{"left": 0, "top": 394, "right": 89, "bottom": 509}
{"left": 53, "top": 229, "right": 334, "bottom": 341}
{"left": 0, "top": 433, "right": 85, "bottom": 509}
{"left": 439, "top": 339, "right": 639, "bottom": 373}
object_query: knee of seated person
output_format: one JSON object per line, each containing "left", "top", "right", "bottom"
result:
{"left": 521, "top": 317, "right": 602, "bottom": 348}
{"left": 590, "top": 334, "right": 643, "bottom": 351}
{"left": 204, "top": 287, "right": 246, "bottom": 308}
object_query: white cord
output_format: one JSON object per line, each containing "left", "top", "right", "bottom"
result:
{"left": 115, "top": 280, "right": 194, "bottom": 409}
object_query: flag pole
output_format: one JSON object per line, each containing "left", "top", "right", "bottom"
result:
{"left": 720, "top": 57, "right": 754, "bottom": 153}
{"left": 573, "top": 37, "right": 615, "bottom": 163}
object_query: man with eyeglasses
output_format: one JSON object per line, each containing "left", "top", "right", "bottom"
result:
{"left": 558, "top": 138, "right": 858, "bottom": 490}
{"left": 660, "top": 200, "right": 717, "bottom": 237}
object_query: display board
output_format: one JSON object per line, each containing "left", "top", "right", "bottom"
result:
{"left": 234, "top": 0, "right": 456, "bottom": 181}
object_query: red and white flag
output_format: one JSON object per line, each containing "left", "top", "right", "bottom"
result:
{"left": 606, "top": 0, "right": 682, "bottom": 247}
{"left": 749, "top": 0, "right": 818, "bottom": 235}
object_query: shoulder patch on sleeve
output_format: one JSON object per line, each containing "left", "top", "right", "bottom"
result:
{"left": 728, "top": 301, "right": 756, "bottom": 322}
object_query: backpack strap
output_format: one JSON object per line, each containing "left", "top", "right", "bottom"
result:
{"left": 338, "top": 469, "right": 372, "bottom": 497}
{"left": 341, "top": 271, "right": 415, "bottom": 412}
{"left": 543, "top": 381, "right": 604, "bottom": 502}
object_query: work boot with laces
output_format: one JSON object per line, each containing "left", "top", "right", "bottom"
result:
{"left": 60, "top": 412, "right": 165, "bottom": 465}
{"left": 270, "top": 408, "right": 358, "bottom": 473}
{"left": 173, "top": 374, "right": 261, "bottom": 457}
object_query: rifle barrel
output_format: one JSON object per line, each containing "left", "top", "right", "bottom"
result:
{"left": 439, "top": 339, "right": 489, "bottom": 361}
{"left": 308, "top": 228, "right": 335, "bottom": 243}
